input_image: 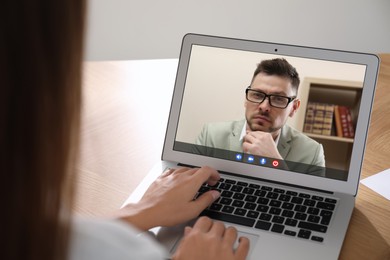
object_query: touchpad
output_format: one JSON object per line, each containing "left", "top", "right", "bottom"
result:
{"left": 169, "top": 228, "right": 259, "bottom": 258}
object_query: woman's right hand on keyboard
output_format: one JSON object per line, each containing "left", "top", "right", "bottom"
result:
{"left": 173, "top": 216, "right": 250, "bottom": 260}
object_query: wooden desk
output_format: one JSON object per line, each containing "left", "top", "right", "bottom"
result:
{"left": 76, "top": 55, "right": 390, "bottom": 259}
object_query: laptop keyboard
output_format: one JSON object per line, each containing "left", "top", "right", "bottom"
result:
{"left": 197, "top": 177, "right": 338, "bottom": 243}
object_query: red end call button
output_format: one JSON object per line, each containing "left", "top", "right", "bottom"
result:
{"left": 272, "top": 160, "right": 279, "bottom": 167}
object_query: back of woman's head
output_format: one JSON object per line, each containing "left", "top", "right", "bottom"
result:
{"left": 1, "top": 1, "right": 86, "bottom": 259}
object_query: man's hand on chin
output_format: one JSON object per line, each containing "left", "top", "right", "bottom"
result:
{"left": 242, "top": 131, "right": 283, "bottom": 159}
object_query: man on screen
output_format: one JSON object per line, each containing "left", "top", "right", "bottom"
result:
{"left": 195, "top": 58, "right": 325, "bottom": 167}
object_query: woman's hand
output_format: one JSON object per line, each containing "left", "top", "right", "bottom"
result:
{"left": 120, "top": 166, "right": 221, "bottom": 231}
{"left": 173, "top": 217, "right": 250, "bottom": 260}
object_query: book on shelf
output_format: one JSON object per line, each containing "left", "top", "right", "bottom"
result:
{"left": 303, "top": 102, "right": 315, "bottom": 133}
{"left": 334, "top": 105, "right": 355, "bottom": 138}
{"left": 303, "top": 102, "right": 334, "bottom": 136}
{"left": 334, "top": 106, "right": 343, "bottom": 137}
{"left": 322, "top": 104, "right": 334, "bottom": 136}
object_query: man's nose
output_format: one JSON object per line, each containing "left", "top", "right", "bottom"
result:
{"left": 257, "top": 97, "right": 271, "bottom": 111}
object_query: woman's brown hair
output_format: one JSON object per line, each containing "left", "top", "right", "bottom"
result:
{"left": 1, "top": 0, "right": 86, "bottom": 259}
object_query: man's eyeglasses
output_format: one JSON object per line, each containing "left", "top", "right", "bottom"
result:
{"left": 245, "top": 87, "right": 296, "bottom": 109}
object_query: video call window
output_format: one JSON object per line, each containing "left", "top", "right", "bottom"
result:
{"left": 174, "top": 45, "right": 367, "bottom": 181}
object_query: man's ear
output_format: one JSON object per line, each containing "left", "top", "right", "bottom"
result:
{"left": 289, "top": 99, "right": 300, "bottom": 117}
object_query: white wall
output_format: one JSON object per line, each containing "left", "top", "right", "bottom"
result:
{"left": 85, "top": 0, "right": 390, "bottom": 61}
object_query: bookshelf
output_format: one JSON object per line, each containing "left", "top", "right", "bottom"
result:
{"left": 299, "top": 77, "right": 363, "bottom": 172}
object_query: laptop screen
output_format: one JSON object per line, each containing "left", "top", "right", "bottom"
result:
{"left": 163, "top": 34, "right": 378, "bottom": 194}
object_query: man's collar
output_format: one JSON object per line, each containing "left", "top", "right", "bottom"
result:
{"left": 239, "top": 123, "right": 247, "bottom": 142}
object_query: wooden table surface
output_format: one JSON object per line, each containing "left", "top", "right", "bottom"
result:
{"left": 75, "top": 55, "right": 390, "bottom": 259}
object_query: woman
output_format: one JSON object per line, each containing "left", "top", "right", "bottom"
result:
{"left": 1, "top": 1, "right": 249, "bottom": 259}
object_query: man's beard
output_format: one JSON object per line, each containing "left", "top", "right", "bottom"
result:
{"left": 247, "top": 112, "right": 281, "bottom": 133}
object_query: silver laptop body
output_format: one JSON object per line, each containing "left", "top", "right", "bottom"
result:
{"left": 125, "top": 34, "right": 379, "bottom": 260}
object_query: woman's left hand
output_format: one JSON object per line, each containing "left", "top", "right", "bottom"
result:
{"left": 120, "top": 166, "right": 221, "bottom": 231}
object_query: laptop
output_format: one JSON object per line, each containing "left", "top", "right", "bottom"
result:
{"left": 124, "top": 33, "right": 379, "bottom": 259}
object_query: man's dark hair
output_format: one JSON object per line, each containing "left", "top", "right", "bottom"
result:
{"left": 252, "top": 58, "right": 300, "bottom": 93}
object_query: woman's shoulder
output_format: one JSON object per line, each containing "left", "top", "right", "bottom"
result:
{"left": 68, "top": 216, "right": 168, "bottom": 260}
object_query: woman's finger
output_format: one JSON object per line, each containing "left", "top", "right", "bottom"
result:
{"left": 234, "top": 237, "right": 250, "bottom": 260}
{"left": 223, "top": 226, "right": 238, "bottom": 246}
{"left": 209, "top": 221, "right": 225, "bottom": 237}
{"left": 192, "top": 216, "right": 213, "bottom": 233}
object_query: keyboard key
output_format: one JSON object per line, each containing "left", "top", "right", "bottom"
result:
{"left": 298, "top": 229, "right": 311, "bottom": 239}
{"left": 320, "top": 210, "right": 333, "bottom": 225}
{"left": 299, "top": 193, "right": 311, "bottom": 198}
{"left": 244, "top": 202, "right": 256, "bottom": 210}
{"left": 281, "top": 202, "right": 294, "bottom": 210}
{"left": 261, "top": 186, "right": 273, "bottom": 191}
{"left": 255, "top": 220, "right": 272, "bottom": 231}
{"left": 279, "top": 194, "right": 291, "bottom": 202}
{"left": 308, "top": 215, "right": 320, "bottom": 224}
{"left": 237, "top": 181, "right": 248, "bottom": 187}
{"left": 311, "top": 236, "right": 324, "bottom": 242}
{"left": 271, "top": 224, "right": 285, "bottom": 233}
{"left": 219, "top": 183, "right": 231, "bottom": 190}
{"left": 245, "top": 195, "right": 257, "bottom": 202}
{"left": 234, "top": 208, "right": 247, "bottom": 216}
{"left": 243, "top": 187, "right": 255, "bottom": 195}
{"left": 317, "top": 201, "right": 335, "bottom": 211}
{"left": 233, "top": 193, "right": 245, "bottom": 200}
{"left": 259, "top": 213, "right": 272, "bottom": 221}
{"left": 307, "top": 207, "right": 320, "bottom": 215}
{"left": 325, "top": 198, "right": 337, "bottom": 204}
{"left": 266, "top": 192, "right": 279, "bottom": 199}
{"left": 303, "top": 199, "right": 316, "bottom": 207}
{"left": 225, "top": 179, "right": 236, "bottom": 184}
{"left": 291, "top": 197, "right": 303, "bottom": 204}
{"left": 222, "top": 206, "right": 234, "bottom": 214}
{"left": 272, "top": 216, "right": 285, "bottom": 224}
{"left": 269, "top": 207, "right": 282, "bottom": 215}
{"left": 320, "top": 210, "right": 333, "bottom": 218}
{"left": 294, "top": 212, "right": 307, "bottom": 221}
{"left": 286, "top": 190, "right": 298, "bottom": 196}
{"left": 255, "top": 190, "right": 266, "bottom": 197}
{"left": 284, "top": 230, "right": 296, "bottom": 236}
{"left": 247, "top": 211, "right": 259, "bottom": 219}
{"left": 274, "top": 188, "right": 285, "bottom": 193}
{"left": 281, "top": 210, "right": 294, "bottom": 218}
{"left": 232, "top": 200, "right": 244, "bottom": 208}
{"left": 257, "top": 197, "right": 269, "bottom": 205}
{"left": 221, "top": 190, "right": 234, "bottom": 198}
{"left": 220, "top": 198, "right": 232, "bottom": 205}
{"left": 202, "top": 210, "right": 255, "bottom": 227}
{"left": 285, "top": 218, "right": 298, "bottom": 227}
{"left": 312, "top": 195, "right": 324, "bottom": 201}
{"left": 298, "top": 221, "right": 328, "bottom": 233}
{"left": 294, "top": 205, "right": 307, "bottom": 213}
{"left": 231, "top": 185, "right": 243, "bottom": 193}
{"left": 256, "top": 205, "right": 269, "bottom": 213}
{"left": 269, "top": 200, "right": 282, "bottom": 207}
{"left": 249, "top": 183, "right": 260, "bottom": 189}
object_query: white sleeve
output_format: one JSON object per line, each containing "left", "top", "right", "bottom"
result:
{"left": 68, "top": 216, "right": 169, "bottom": 260}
